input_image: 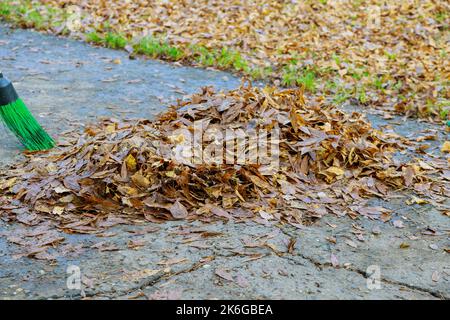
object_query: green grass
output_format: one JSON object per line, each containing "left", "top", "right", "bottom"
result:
{"left": 384, "top": 51, "right": 397, "bottom": 61}
{"left": 349, "top": 68, "right": 369, "bottom": 81}
{"left": 436, "top": 99, "right": 450, "bottom": 120}
{"left": 333, "top": 92, "right": 351, "bottom": 105}
{"left": 357, "top": 87, "right": 368, "bottom": 104}
{"left": 104, "top": 32, "right": 127, "bottom": 49}
{"left": 191, "top": 45, "right": 216, "bottom": 66}
{"left": 0, "top": 1, "right": 11, "bottom": 15}
{"left": 27, "top": 9, "right": 44, "bottom": 28}
{"left": 190, "top": 45, "right": 250, "bottom": 72}
{"left": 249, "top": 66, "right": 273, "bottom": 80}
{"left": 0, "top": 0, "right": 67, "bottom": 30}
{"left": 326, "top": 80, "right": 352, "bottom": 105}
{"left": 373, "top": 76, "right": 385, "bottom": 90}
{"left": 281, "top": 63, "right": 317, "bottom": 92}
{"left": 434, "top": 11, "right": 448, "bottom": 23}
{"left": 86, "top": 31, "right": 103, "bottom": 44}
{"left": 135, "top": 37, "right": 184, "bottom": 61}
{"left": 332, "top": 53, "right": 341, "bottom": 66}
{"left": 216, "top": 48, "right": 249, "bottom": 72}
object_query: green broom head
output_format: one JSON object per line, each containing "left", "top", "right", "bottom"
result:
{"left": 0, "top": 73, "right": 54, "bottom": 151}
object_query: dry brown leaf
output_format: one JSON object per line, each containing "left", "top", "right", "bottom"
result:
{"left": 169, "top": 201, "right": 189, "bottom": 219}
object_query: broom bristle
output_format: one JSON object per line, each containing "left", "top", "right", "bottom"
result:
{"left": 0, "top": 99, "right": 55, "bottom": 151}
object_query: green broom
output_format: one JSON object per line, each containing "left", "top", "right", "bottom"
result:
{"left": 0, "top": 72, "right": 54, "bottom": 151}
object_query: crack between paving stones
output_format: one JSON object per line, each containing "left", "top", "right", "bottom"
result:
{"left": 111, "top": 250, "right": 268, "bottom": 298}
{"left": 47, "top": 256, "right": 216, "bottom": 300}
{"left": 109, "top": 252, "right": 262, "bottom": 299}
{"left": 46, "top": 271, "right": 166, "bottom": 300}
{"left": 277, "top": 226, "right": 448, "bottom": 300}
{"left": 3, "top": 245, "right": 239, "bottom": 300}
{"left": 283, "top": 254, "right": 446, "bottom": 299}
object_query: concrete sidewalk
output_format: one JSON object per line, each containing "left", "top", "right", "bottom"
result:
{"left": 0, "top": 25, "right": 448, "bottom": 300}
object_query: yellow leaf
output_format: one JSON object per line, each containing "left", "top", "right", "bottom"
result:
{"left": 165, "top": 171, "right": 176, "bottom": 178}
{"left": 326, "top": 166, "right": 345, "bottom": 176}
{"left": 441, "top": 141, "right": 450, "bottom": 153}
{"left": 105, "top": 124, "right": 116, "bottom": 134}
{"left": 399, "top": 242, "right": 410, "bottom": 249}
{"left": 320, "top": 122, "right": 332, "bottom": 132}
{"left": 406, "top": 196, "right": 429, "bottom": 205}
{"left": 125, "top": 154, "right": 137, "bottom": 171}
{"left": 52, "top": 206, "right": 65, "bottom": 215}
{"left": 0, "top": 177, "right": 17, "bottom": 189}
{"left": 118, "top": 185, "right": 138, "bottom": 196}
{"left": 35, "top": 202, "right": 52, "bottom": 214}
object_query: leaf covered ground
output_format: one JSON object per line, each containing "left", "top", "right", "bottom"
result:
{"left": 0, "top": 1, "right": 448, "bottom": 264}
{"left": 0, "top": 0, "right": 449, "bottom": 120}
{"left": 0, "top": 85, "right": 448, "bottom": 259}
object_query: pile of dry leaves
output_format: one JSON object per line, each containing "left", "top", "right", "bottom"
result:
{"left": 1, "top": 85, "right": 447, "bottom": 235}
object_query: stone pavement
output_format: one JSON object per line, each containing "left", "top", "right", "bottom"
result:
{"left": 0, "top": 25, "right": 448, "bottom": 300}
